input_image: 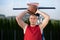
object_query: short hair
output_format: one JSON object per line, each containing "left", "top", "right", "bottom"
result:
{"left": 30, "top": 13, "right": 40, "bottom": 17}
{"left": 30, "top": 14, "right": 37, "bottom": 17}
{"left": 29, "top": 14, "right": 38, "bottom": 19}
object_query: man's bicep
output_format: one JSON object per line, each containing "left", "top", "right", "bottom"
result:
{"left": 16, "top": 18, "right": 27, "bottom": 29}
{"left": 19, "top": 20, "right": 27, "bottom": 29}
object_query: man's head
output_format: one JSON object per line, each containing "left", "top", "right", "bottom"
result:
{"left": 29, "top": 14, "right": 38, "bottom": 25}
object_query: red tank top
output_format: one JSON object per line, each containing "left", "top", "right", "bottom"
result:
{"left": 24, "top": 25, "right": 42, "bottom": 40}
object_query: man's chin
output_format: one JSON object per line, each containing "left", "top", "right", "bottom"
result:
{"left": 31, "top": 23, "right": 36, "bottom": 25}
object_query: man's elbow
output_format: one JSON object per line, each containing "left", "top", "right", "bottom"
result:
{"left": 45, "top": 15, "right": 50, "bottom": 20}
{"left": 16, "top": 16, "right": 19, "bottom": 21}
{"left": 47, "top": 15, "right": 50, "bottom": 18}
{"left": 47, "top": 15, "right": 50, "bottom": 20}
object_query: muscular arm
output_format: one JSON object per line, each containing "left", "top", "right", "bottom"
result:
{"left": 16, "top": 10, "right": 28, "bottom": 29}
{"left": 36, "top": 10, "right": 50, "bottom": 30}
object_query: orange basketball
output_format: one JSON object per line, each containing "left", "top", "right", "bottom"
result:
{"left": 27, "top": 3, "right": 39, "bottom": 14}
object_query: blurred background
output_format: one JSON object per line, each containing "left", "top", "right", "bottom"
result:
{"left": 0, "top": 0, "right": 60, "bottom": 40}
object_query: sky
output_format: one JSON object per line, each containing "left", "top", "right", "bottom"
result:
{"left": 0, "top": 0, "right": 60, "bottom": 20}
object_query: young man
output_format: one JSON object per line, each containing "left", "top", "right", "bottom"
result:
{"left": 16, "top": 9, "right": 50, "bottom": 40}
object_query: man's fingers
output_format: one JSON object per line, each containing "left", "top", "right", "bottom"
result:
{"left": 27, "top": 3, "right": 39, "bottom": 6}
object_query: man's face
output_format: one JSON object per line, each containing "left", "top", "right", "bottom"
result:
{"left": 29, "top": 15, "right": 38, "bottom": 25}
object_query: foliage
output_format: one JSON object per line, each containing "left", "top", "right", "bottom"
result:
{"left": 0, "top": 18, "right": 60, "bottom": 40}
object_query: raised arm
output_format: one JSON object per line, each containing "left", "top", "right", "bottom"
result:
{"left": 36, "top": 10, "right": 50, "bottom": 30}
{"left": 16, "top": 10, "right": 28, "bottom": 29}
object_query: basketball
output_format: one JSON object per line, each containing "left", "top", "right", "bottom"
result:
{"left": 27, "top": 3, "right": 39, "bottom": 14}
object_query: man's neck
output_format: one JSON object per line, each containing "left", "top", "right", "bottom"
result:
{"left": 30, "top": 24, "right": 36, "bottom": 27}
